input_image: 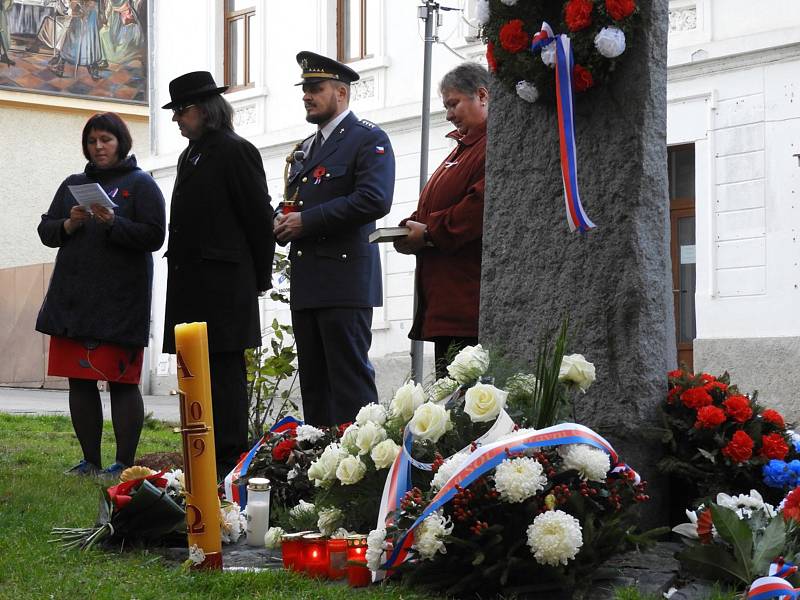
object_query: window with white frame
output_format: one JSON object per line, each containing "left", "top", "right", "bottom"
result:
{"left": 337, "top": 0, "right": 377, "bottom": 63}
{"left": 224, "top": 0, "right": 255, "bottom": 91}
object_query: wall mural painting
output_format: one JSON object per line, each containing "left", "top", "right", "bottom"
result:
{"left": 0, "top": 0, "right": 147, "bottom": 104}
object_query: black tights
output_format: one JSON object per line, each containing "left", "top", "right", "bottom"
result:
{"left": 68, "top": 378, "right": 144, "bottom": 468}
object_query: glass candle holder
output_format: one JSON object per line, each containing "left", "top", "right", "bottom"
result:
{"left": 327, "top": 538, "right": 348, "bottom": 579}
{"left": 244, "top": 478, "right": 271, "bottom": 547}
{"left": 346, "top": 534, "right": 371, "bottom": 587}
{"left": 281, "top": 531, "right": 309, "bottom": 571}
{"left": 302, "top": 533, "right": 329, "bottom": 579}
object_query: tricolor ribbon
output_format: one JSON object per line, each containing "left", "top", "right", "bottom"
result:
{"left": 379, "top": 422, "right": 638, "bottom": 571}
{"left": 530, "top": 22, "right": 596, "bottom": 233}
{"left": 222, "top": 415, "right": 303, "bottom": 509}
{"left": 747, "top": 559, "right": 799, "bottom": 599}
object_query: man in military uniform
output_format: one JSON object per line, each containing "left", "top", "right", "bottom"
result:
{"left": 274, "top": 51, "right": 395, "bottom": 427}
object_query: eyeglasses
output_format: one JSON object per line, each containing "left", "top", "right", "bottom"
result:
{"left": 171, "top": 104, "right": 196, "bottom": 115}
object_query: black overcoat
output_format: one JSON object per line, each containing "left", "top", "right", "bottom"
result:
{"left": 162, "top": 128, "right": 274, "bottom": 354}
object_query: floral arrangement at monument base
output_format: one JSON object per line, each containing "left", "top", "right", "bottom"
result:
{"left": 658, "top": 367, "right": 799, "bottom": 506}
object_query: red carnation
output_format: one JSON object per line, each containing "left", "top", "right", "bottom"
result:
{"left": 722, "top": 430, "right": 754, "bottom": 463}
{"left": 667, "top": 385, "right": 683, "bottom": 404}
{"left": 572, "top": 64, "right": 594, "bottom": 92}
{"left": 606, "top": 0, "right": 636, "bottom": 21}
{"left": 680, "top": 386, "right": 712, "bottom": 410}
{"left": 761, "top": 433, "right": 789, "bottom": 460}
{"left": 784, "top": 487, "right": 800, "bottom": 522}
{"left": 694, "top": 405, "right": 726, "bottom": 430}
{"left": 704, "top": 381, "right": 728, "bottom": 395}
{"left": 723, "top": 394, "right": 753, "bottom": 423}
{"left": 499, "top": 19, "right": 530, "bottom": 54}
{"left": 698, "top": 373, "right": 716, "bottom": 384}
{"left": 486, "top": 41, "right": 497, "bottom": 73}
{"left": 271, "top": 438, "right": 296, "bottom": 461}
{"left": 565, "top": 0, "right": 593, "bottom": 31}
{"left": 337, "top": 422, "right": 353, "bottom": 437}
{"left": 762, "top": 409, "right": 786, "bottom": 429}
{"left": 668, "top": 369, "right": 684, "bottom": 379}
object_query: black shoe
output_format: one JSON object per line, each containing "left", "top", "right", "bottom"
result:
{"left": 64, "top": 459, "right": 101, "bottom": 476}
{"left": 0, "top": 55, "right": 14, "bottom": 66}
{"left": 88, "top": 65, "right": 101, "bottom": 81}
{"left": 50, "top": 58, "right": 64, "bottom": 77}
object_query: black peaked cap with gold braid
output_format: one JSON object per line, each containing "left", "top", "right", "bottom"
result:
{"left": 295, "top": 51, "right": 360, "bottom": 86}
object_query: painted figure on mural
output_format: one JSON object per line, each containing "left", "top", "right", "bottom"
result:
{"left": 0, "top": 0, "right": 14, "bottom": 65}
{"left": 51, "top": 1, "right": 106, "bottom": 80}
{"left": 100, "top": 0, "right": 144, "bottom": 64}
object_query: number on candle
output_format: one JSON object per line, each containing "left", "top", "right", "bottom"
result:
{"left": 186, "top": 504, "right": 206, "bottom": 534}
{"left": 190, "top": 401, "right": 203, "bottom": 420}
{"left": 192, "top": 438, "right": 205, "bottom": 457}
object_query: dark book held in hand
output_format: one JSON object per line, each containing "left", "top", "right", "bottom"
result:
{"left": 368, "top": 226, "right": 410, "bottom": 243}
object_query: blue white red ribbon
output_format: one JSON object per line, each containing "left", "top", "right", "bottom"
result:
{"left": 747, "top": 560, "right": 799, "bottom": 599}
{"left": 222, "top": 415, "right": 303, "bottom": 509}
{"left": 530, "top": 22, "right": 596, "bottom": 233}
{"left": 380, "top": 422, "right": 638, "bottom": 571}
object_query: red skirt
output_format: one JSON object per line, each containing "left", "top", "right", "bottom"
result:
{"left": 48, "top": 336, "right": 143, "bottom": 384}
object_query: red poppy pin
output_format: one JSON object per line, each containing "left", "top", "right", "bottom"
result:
{"left": 122, "top": 190, "right": 130, "bottom": 198}
{"left": 313, "top": 165, "right": 326, "bottom": 184}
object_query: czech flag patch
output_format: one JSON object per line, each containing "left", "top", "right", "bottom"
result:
{"left": 375, "top": 146, "right": 385, "bottom": 154}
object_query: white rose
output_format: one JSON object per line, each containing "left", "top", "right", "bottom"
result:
{"left": 371, "top": 439, "right": 401, "bottom": 470}
{"left": 475, "top": 0, "right": 490, "bottom": 25}
{"left": 594, "top": 27, "right": 626, "bottom": 59}
{"left": 307, "top": 444, "right": 345, "bottom": 483}
{"left": 447, "top": 344, "right": 490, "bottom": 385}
{"left": 515, "top": 80, "right": 539, "bottom": 103}
{"left": 559, "top": 354, "right": 596, "bottom": 391}
{"left": 340, "top": 423, "right": 361, "bottom": 454}
{"left": 264, "top": 526, "right": 285, "bottom": 549}
{"left": 390, "top": 381, "right": 426, "bottom": 422}
{"left": 317, "top": 507, "right": 344, "bottom": 536}
{"left": 541, "top": 42, "right": 556, "bottom": 68}
{"left": 408, "top": 402, "right": 452, "bottom": 443}
{"left": 464, "top": 382, "right": 508, "bottom": 423}
{"left": 336, "top": 455, "right": 367, "bottom": 485}
{"left": 355, "top": 421, "right": 387, "bottom": 455}
{"left": 356, "top": 403, "right": 388, "bottom": 426}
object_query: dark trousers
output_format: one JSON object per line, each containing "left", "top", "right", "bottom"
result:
{"left": 432, "top": 336, "right": 479, "bottom": 380}
{"left": 209, "top": 351, "right": 249, "bottom": 476}
{"left": 292, "top": 307, "right": 378, "bottom": 426}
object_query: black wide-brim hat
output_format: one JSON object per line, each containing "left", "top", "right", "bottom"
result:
{"left": 161, "top": 71, "right": 228, "bottom": 109}
{"left": 295, "top": 51, "right": 360, "bottom": 86}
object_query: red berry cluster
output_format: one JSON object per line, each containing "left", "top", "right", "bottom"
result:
{"left": 400, "top": 487, "right": 424, "bottom": 511}
{"left": 469, "top": 520, "right": 489, "bottom": 535}
{"left": 552, "top": 483, "right": 572, "bottom": 506}
{"left": 578, "top": 481, "right": 598, "bottom": 498}
{"left": 430, "top": 452, "right": 445, "bottom": 474}
{"left": 633, "top": 481, "right": 650, "bottom": 503}
{"left": 532, "top": 451, "right": 557, "bottom": 478}
{"left": 452, "top": 485, "right": 476, "bottom": 522}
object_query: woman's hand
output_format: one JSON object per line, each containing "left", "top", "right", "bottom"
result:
{"left": 393, "top": 220, "right": 427, "bottom": 255}
{"left": 63, "top": 205, "right": 91, "bottom": 235}
{"left": 91, "top": 203, "right": 115, "bottom": 226}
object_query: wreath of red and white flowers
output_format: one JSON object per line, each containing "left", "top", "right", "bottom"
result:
{"left": 478, "top": 0, "right": 640, "bottom": 103}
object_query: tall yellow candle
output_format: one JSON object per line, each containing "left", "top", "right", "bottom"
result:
{"left": 175, "top": 322, "right": 223, "bottom": 570}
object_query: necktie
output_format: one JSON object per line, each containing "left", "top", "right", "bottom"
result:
{"left": 307, "top": 130, "right": 323, "bottom": 163}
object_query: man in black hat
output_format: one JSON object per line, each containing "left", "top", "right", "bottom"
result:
{"left": 274, "top": 51, "right": 395, "bottom": 427}
{"left": 162, "top": 71, "right": 275, "bottom": 475}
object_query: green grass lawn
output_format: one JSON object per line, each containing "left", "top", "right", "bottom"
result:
{"left": 0, "top": 413, "right": 436, "bottom": 600}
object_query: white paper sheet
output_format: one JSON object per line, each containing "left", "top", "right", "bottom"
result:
{"left": 68, "top": 183, "right": 118, "bottom": 211}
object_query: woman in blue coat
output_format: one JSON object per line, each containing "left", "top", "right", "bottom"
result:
{"left": 36, "top": 112, "right": 166, "bottom": 477}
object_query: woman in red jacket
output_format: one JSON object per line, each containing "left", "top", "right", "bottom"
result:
{"left": 395, "top": 63, "right": 489, "bottom": 379}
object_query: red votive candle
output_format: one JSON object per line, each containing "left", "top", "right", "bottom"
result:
{"left": 327, "top": 538, "right": 348, "bottom": 579}
{"left": 346, "top": 534, "right": 372, "bottom": 587}
{"left": 281, "top": 531, "right": 309, "bottom": 571}
{"left": 302, "top": 533, "right": 329, "bottom": 579}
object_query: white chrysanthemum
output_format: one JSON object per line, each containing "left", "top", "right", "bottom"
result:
{"left": 188, "top": 543, "right": 206, "bottom": 565}
{"left": 295, "top": 424, "right": 325, "bottom": 443}
{"left": 356, "top": 402, "right": 389, "bottom": 426}
{"left": 289, "top": 499, "right": 316, "bottom": 519}
{"left": 371, "top": 438, "right": 401, "bottom": 470}
{"left": 475, "top": 0, "right": 490, "bottom": 25}
{"left": 428, "top": 376, "right": 459, "bottom": 403}
{"left": 413, "top": 511, "right": 454, "bottom": 560}
{"left": 366, "top": 528, "right": 388, "bottom": 571}
{"left": 431, "top": 452, "right": 471, "bottom": 491}
{"left": 220, "top": 502, "right": 247, "bottom": 544}
{"left": 447, "top": 344, "right": 490, "bottom": 385}
{"left": 355, "top": 421, "right": 387, "bottom": 455}
{"left": 594, "top": 26, "right": 626, "bottom": 58}
{"left": 541, "top": 42, "right": 556, "bottom": 68}
{"left": 390, "top": 381, "right": 426, "bottom": 422}
{"left": 336, "top": 454, "right": 367, "bottom": 485}
{"left": 526, "top": 510, "right": 583, "bottom": 566}
{"left": 317, "top": 507, "right": 344, "bottom": 536}
{"left": 560, "top": 444, "right": 610, "bottom": 482}
{"left": 716, "top": 490, "right": 775, "bottom": 519}
{"left": 307, "top": 443, "right": 346, "bottom": 484}
{"left": 516, "top": 80, "right": 539, "bottom": 103}
{"left": 264, "top": 526, "right": 285, "bottom": 549}
{"left": 163, "top": 468, "right": 184, "bottom": 494}
{"left": 494, "top": 457, "right": 547, "bottom": 503}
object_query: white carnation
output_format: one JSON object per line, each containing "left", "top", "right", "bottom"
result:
{"left": 289, "top": 499, "right": 316, "bottom": 520}
{"left": 559, "top": 354, "right": 596, "bottom": 391}
{"left": 371, "top": 438, "right": 401, "bottom": 470}
{"left": 541, "top": 42, "right": 556, "bottom": 68}
{"left": 594, "top": 26, "right": 626, "bottom": 59}
{"left": 307, "top": 443, "right": 346, "bottom": 484}
{"left": 560, "top": 444, "right": 610, "bottom": 482}
{"left": 163, "top": 468, "right": 184, "bottom": 494}
{"left": 220, "top": 502, "right": 247, "bottom": 544}
{"left": 475, "top": 0, "right": 490, "bottom": 25}
{"left": 408, "top": 402, "right": 452, "bottom": 443}
{"left": 431, "top": 451, "right": 471, "bottom": 491}
{"left": 464, "top": 382, "right": 508, "bottom": 423}
{"left": 413, "top": 511, "right": 453, "bottom": 560}
{"left": 264, "top": 526, "right": 285, "bottom": 549}
{"left": 356, "top": 403, "right": 388, "bottom": 426}
{"left": 447, "top": 344, "right": 490, "bottom": 385}
{"left": 317, "top": 507, "right": 344, "bottom": 536}
{"left": 526, "top": 510, "right": 583, "bottom": 566}
{"left": 355, "top": 421, "right": 387, "bottom": 455}
{"left": 428, "top": 376, "right": 459, "bottom": 403}
{"left": 390, "top": 381, "right": 426, "bottom": 422}
{"left": 515, "top": 81, "right": 539, "bottom": 103}
{"left": 340, "top": 423, "right": 360, "bottom": 454}
{"left": 336, "top": 455, "right": 367, "bottom": 485}
{"left": 366, "top": 528, "right": 388, "bottom": 571}
{"left": 494, "top": 457, "right": 547, "bottom": 503}
{"left": 295, "top": 424, "right": 325, "bottom": 444}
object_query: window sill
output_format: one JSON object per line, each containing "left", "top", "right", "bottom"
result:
{"left": 224, "top": 85, "right": 270, "bottom": 103}
{"left": 346, "top": 55, "right": 391, "bottom": 74}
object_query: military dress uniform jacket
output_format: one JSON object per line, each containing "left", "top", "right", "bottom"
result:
{"left": 162, "top": 128, "right": 275, "bottom": 354}
{"left": 279, "top": 112, "right": 395, "bottom": 309}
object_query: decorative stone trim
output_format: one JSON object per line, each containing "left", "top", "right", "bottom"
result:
{"left": 669, "top": 6, "right": 697, "bottom": 33}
